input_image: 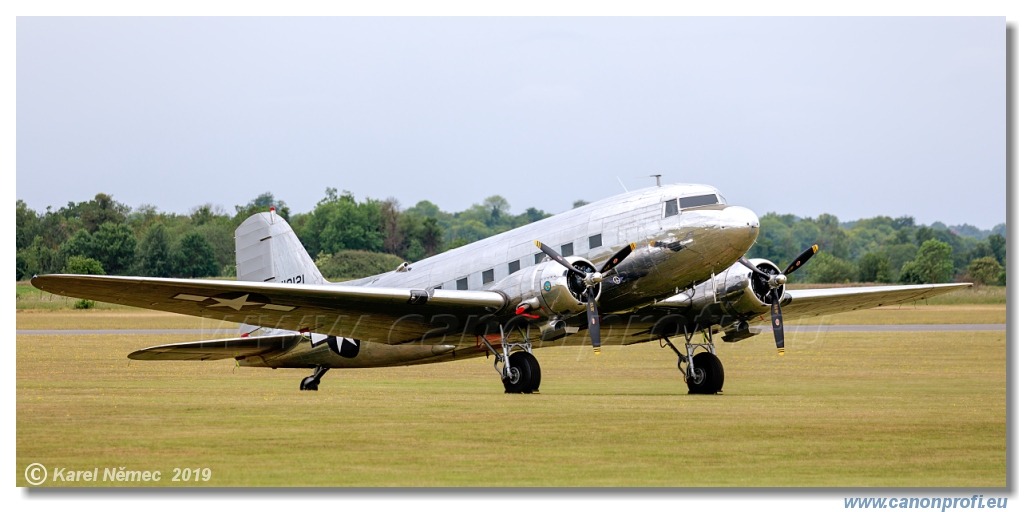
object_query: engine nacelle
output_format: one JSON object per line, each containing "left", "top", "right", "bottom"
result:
{"left": 489, "top": 257, "right": 600, "bottom": 319}
{"left": 661, "top": 258, "right": 785, "bottom": 340}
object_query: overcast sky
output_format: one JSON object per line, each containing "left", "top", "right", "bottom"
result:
{"left": 16, "top": 16, "right": 1006, "bottom": 229}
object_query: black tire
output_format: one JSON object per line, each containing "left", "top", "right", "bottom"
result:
{"left": 686, "top": 351, "right": 724, "bottom": 395}
{"left": 522, "top": 351, "right": 542, "bottom": 392}
{"left": 502, "top": 351, "right": 535, "bottom": 394}
{"left": 300, "top": 376, "right": 319, "bottom": 391}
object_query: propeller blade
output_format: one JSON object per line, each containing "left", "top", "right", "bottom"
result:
{"left": 770, "top": 291, "right": 785, "bottom": 356}
{"left": 783, "top": 244, "right": 819, "bottom": 275}
{"left": 738, "top": 256, "right": 771, "bottom": 279}
{"left": 599, "top": 242, "right": 637, "bottom": 274}
{"left": 534, "top": 241, "right": 586, "bottom": 277}
{"left": 585, "top": 287, "right": 601, "bottom": 355}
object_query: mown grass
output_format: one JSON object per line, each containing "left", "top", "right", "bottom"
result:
{"left": 16, "top": 309, "right": 1006, "bottom": 487}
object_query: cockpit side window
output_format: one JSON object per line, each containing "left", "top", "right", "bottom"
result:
{"left": 664, "top": 199, "right": 679, "bottom": 217}
{"left": 678, "top": 193, "right": 720, "bottom": 210}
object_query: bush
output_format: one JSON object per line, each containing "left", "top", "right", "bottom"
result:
{"left": 63, "top": 256, "right": 105, "bottom": 275}
{"left": 315, "top": 250, "right": 407, "bottom": 280}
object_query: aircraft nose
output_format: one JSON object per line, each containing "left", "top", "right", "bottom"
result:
{"left": 722, "top": 206, "right": 760, "bottom": 252}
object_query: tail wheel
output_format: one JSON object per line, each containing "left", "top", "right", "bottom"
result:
{"left": 687, "top": 351, "right": 724, "bottom": 394}
{"left": 503, "top": 351, "right": 539, "bottom": 394}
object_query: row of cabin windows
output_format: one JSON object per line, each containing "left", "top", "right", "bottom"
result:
{"left": 448, "top": 232, "right": 605, "bottom": 290}
{"left": 664, "top": 193, "right": 721, "bottom": 217}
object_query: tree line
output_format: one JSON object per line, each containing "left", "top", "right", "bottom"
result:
{"left": 15, "top": 189, "right": 551, "bottom": 281}
{"left": 748, "top": 213, "right": 1005, "bottom": 285}
{"left": 16, "top": 191, "right": 1006, "bottom": 285}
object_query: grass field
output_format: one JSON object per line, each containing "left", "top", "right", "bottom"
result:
{"left": 16, "top": 305, "right": 1006, "bottom": 487}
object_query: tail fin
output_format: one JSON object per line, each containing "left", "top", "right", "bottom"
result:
{"left": 235, "top": 209, "right": 327, "bottom": 286}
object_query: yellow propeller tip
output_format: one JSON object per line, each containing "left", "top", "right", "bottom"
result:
{"left": 594, "top": 348, "right": 602, "bottom": 355}
{"left": 777, "top": 350, "right": 786, "bottom": 357}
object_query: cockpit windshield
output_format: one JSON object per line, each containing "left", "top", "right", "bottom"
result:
{"left": 665, "top": 193, "right": 724, "bottom": 217}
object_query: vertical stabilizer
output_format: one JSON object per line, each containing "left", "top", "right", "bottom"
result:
{"left": 235, "top": 210, "right": 327, "bottom": 285}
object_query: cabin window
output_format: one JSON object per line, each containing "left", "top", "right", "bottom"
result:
{"left": 664, "top": 199, "right": 679, "bottom": 217}
{"left": 561, "top": 243, "right": 574, "bottom": 257}
{"left": 535, "top": 253, "right": 546, "bottom": 264}
{"left": 678, "top": 194, "right": 720, "bottom": 210}
{"left": 482, "top": 269, "right": 494, "bottom": 285}
{"left": 589, "top": 234, "right": 602, "bottom": 249}
{"left": 456, "top": 277, "right": 468, "bottom": 290}
{"left": 508, "top": 260, "right": 521, "bottom": 274}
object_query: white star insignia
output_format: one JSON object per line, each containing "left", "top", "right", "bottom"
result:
{"left": 209, "top": 294, "right": 263, "bottom": 311}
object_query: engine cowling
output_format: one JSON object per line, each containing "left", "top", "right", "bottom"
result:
{"left": 489, "top": 257, "right": 600, "bottom": 319}
{"left": 656, "top": 258, "right": 785, "bottom": 341}
{"left": 745, "top": 258, "right": 786, "bottom": 307}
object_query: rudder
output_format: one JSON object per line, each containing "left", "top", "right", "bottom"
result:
{"left": 235, "top": 210, "right": 327, "bottom": 285}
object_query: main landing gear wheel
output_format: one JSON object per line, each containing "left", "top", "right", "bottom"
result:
{"left": 687, "top": 352, "right": 724, "bottom": 395}
{"left": 300, "top": 366, "right": 330, "bottom": 391}
{"left": 503, "top": 351, "right": 541, "bottom": 394}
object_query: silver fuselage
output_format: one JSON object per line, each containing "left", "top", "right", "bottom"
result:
{"left": 350, "top": 183, "right": 759, "bottom": 313}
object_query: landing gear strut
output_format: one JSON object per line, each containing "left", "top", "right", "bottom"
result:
{"left": 661, "top": 328, "right": 724, "bottom": 394}
{"left": 300, "top": 365, "right": 330, "bottom": 391}
{"left": 480, "top": 322, "right": 542, "bottom": 394}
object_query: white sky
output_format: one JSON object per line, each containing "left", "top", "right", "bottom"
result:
{"left": 15, "top": 16, "right": 1006, "bottom": 228}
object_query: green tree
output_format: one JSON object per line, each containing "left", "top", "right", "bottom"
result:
{"left": 235, "top": 192, "right": 290, "bottom": 221}
{"left": 483, "top": 195, "right": 511, "bottom": 228}
{"left": 965, "top": 256, "right": 1004, "bottom": 286}
{"left": 804, "top": 252, "right": 858, "bottom": 283}
{"left": 57, "top": 229, "right": 96, "bottom": 271}
{"left": 300, "top": 189, "right": 383, "bottom": 255}
{"left": 857, "top": 252, "right": 892, "bottom": 283}
{"left": 381, "top": 198, "right": 404, "bottom": 255}
{"left": 59, "top": 193, "right": 130, "bottom": 232}
{"left": 987, "top": 234, "right": 1006, "bottom": 266}
{"left": 900, "top": 239, "right": 954, "bottom": 284}
{"left": 91, "top": 222, "right": 137, "bottom": 275}
{"left": 137, "top": 223, "right": 174, "bottom": 277}
{"left": 17, "top": 237, "right": 61, "bottom": 279}
{"left": 190, "top": 204, "right": 221, "bottom": 226}
{"left": 174, "top": 232, "right": 219, "bottom": 278}
{"left": 16, "top": 200, "right": 41, "bottom": 251}
{"left": 63, "top": 255, "right": 105, "bottom": 275}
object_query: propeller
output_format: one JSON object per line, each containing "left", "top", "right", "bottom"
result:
{"left": 738, "top": 244, "right": 819, "bottom": 356}
{"left": 534, "top": 241, "right": 636, "bottom": 355}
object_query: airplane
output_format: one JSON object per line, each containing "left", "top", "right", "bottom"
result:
{"left": 31, "top": 183, "right": 971, "bottom": 394}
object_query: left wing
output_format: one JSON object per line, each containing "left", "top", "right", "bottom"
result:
{"left": 128, "top": 334, "right": 302, "bottom": 361}
{"left": 779, "top": 283, "right": 973, "bottom": 319}
{"left": 595, "top": 282, "right": 974, "bottom": 345}
{"left": 32, "top": 274, "right": 507, "bottom": 345}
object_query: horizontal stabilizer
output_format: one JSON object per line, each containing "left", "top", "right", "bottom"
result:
{"left": 128, "top": 333, "right": 303, "bottom": 361}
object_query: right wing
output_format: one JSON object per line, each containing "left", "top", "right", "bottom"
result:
{"left": 32, "top": 274, "right": 507, "bottom": 345}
